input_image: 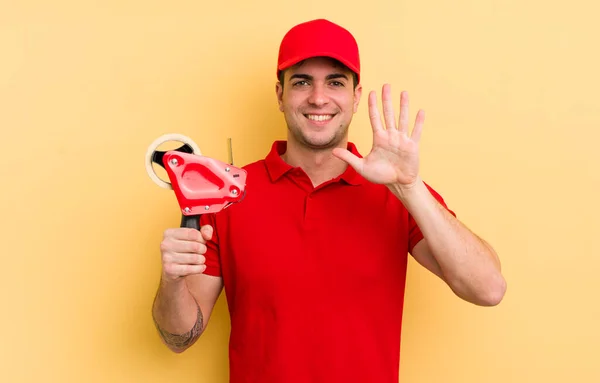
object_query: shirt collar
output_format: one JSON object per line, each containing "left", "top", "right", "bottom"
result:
{"left": 265, "top": 140, "right": 365, "bottom": 186}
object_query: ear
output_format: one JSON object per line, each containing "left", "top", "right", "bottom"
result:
{"left": 275, "top": 82, "right": 284, "bottom": 112}
{"left": 353, "top": 84, "right": 363, "bottom": 113}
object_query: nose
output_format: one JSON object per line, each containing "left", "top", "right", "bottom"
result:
{"left": 308, "top": 83, "right": 329, "bottom": 107}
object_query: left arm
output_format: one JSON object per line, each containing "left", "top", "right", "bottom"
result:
{"left": 333, "top": 84, "right": 506, "bottom": 307}
{"left": 390, "top": 178, "right": 506, "bottom": 306}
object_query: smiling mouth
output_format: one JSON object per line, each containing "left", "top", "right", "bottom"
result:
{"left": 305, "top": 114, "right": 334, "bottom": 122}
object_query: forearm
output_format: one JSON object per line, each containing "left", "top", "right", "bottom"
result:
{"left": 152, "top": 278, "right": 204, "bottom": 352}
{"left": 391, "top": 178, "right": 506, "bottom": 305}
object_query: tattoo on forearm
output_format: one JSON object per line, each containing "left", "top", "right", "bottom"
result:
{"left": 154, "top": 303, "right": 204, "bottom": 350}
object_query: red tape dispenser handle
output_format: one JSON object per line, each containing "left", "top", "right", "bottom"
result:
{"left": 146, "top": 134, "right": 248, "bottom": 230}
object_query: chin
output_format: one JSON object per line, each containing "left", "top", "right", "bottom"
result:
{"left": 288, "top": 121, "right": 348, "bottom": 150}
{"left": 302, "top": 134, "right": 343, "bottom": 150}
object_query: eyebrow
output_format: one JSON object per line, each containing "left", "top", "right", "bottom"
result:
{"left": 326, "top": 73, "right": 349, "bottom": 81}
{"left": 289, "top": 73, "right": 349, "bottom": 82}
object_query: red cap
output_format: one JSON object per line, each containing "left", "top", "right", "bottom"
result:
{"left": 277, "top": 19, "right": 360, "bottom": 83}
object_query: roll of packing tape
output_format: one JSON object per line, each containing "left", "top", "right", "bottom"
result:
{"left": 145, "top": 133, "right": 202, "bottom": 190}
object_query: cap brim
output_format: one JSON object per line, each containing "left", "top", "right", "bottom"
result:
{"left": 277, "top": 51, "right": 360, "bottom": 81}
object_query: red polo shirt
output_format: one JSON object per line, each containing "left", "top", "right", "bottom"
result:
{"left": 201, "top": 141, "right": 454, "bottom": 383}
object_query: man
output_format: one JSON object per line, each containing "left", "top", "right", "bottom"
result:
{"left": 152, "top": 18, "right": 506, "bottom": 382}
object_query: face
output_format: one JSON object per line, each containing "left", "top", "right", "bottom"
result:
{"left": 276, "top": 57, "right": 362, "bottom": 151}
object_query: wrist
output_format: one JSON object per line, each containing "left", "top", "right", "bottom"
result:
{"left": 387, "top": 176, "right": 426, "bottom": 204}
{"left": 160, "top": 274, "right": 187, "bottom": 292}
{"left": 155, "top": 276, "right": 191, "bottom": 317}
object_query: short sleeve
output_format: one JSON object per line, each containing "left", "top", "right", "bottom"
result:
{"left": 199, "top": 213, "right": 222, "bottom": 277}
{"left": 408, "top": 182, "right": 457, "bottom": 253}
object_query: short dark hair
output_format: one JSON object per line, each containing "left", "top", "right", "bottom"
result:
{"left": 278, "top": 59, "right": 359, "bottom": 90}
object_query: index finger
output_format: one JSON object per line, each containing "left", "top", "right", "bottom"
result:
{"left": 368, "top": 91, "right": 384, "bottom": 132}
{"left": 164, "top": 227, "right": 203, "bottom": 242}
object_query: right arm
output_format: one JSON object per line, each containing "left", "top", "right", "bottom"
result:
{"left": 151, "top": 225, "right": 223, "bottom": 353}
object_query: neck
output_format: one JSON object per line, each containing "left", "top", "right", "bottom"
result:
{"left": 281, "top": 139, "right": 349, "bottom": 187}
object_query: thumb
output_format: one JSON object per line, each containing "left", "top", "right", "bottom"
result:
{"left": 332, "top": 148, "right": 363, "bottom": 172}
{"left": 200, "top": 224, "right": 213, "bottom": 241}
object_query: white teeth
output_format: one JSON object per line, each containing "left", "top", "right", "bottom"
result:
{"left": 307, "top": 114, "right": 333, "bottom": 121}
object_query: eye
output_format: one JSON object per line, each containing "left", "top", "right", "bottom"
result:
{"left": 330, "top": 81, "right": 345, "bottom": 87}
{"left": 292, "top": 80, "right": 309, "bottom": 87}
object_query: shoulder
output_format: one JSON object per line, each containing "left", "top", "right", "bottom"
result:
{"left": 241, "top": 158, "right": 267, "bottom": 173}
{"left": 239, "top": 159, "right": 271, "bottom": 186}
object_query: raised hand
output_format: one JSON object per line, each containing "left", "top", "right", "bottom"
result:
{"left": 333, "top": 84, "right": 424, "bottom": 190}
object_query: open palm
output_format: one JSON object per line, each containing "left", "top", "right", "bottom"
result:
{"left": 333, "top": 84, "right": 424, "bottom": 188}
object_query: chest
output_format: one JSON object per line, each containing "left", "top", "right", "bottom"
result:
{"left": 217, "top": 180, "right": 409, "bottom": 300}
